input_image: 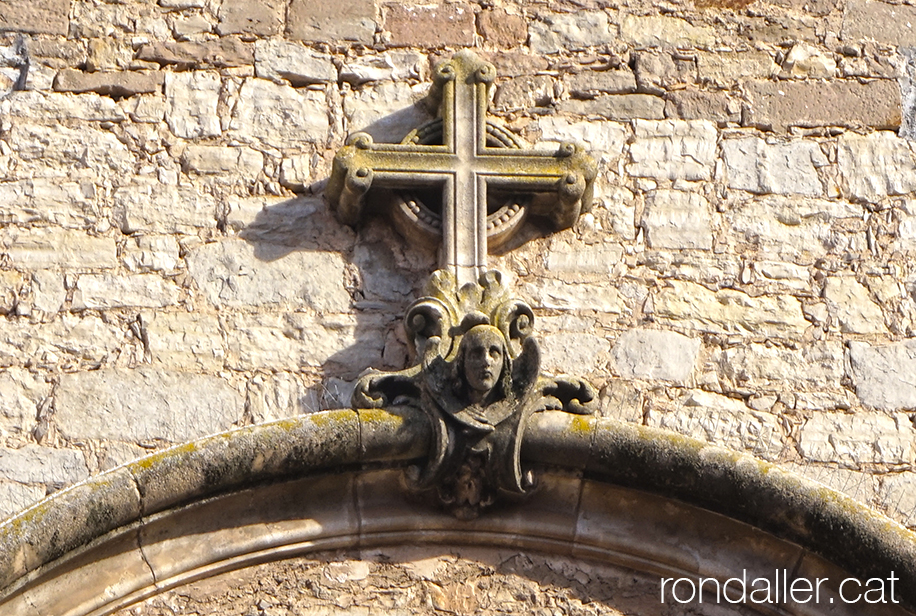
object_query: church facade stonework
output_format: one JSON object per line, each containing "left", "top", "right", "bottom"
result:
{"left": 2, "top": 0, "right": 916, "bottom": 613}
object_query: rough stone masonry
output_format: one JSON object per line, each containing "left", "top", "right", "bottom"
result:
{"left": 0, "top": 0, "right": 916, "bottom": 533}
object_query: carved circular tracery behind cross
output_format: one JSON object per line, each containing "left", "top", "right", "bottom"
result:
{"left": 389, "top": 118, "right": 528, "bottom": 253}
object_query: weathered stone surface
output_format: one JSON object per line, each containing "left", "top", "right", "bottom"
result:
{"left": 165, "top": 71, "right": 221, "bottom": 139}
{"left": 536, "top": 117, "right": 627, "bottom": 164}
{"left": 529, "top": 11, "right": 615, "bottom": 54}
{"left": 187, "top": 240, "right": 351, "bottom": 312}
{"left": 0, "top": 482, "right": 46, "bottom": 520}
{"left": 54, "top": 70, "right": 165, "bottom": 97}
{"left": 633, "top": 52, "right": 695, "bottom": 94}
{"left": 4, "top": 91, "right": 126, "bottom": 122}
{"left": 173, "top": 13, "right": 212, "bottom": 38}
{"left": 655, "top": 280, "right": 809, "bottom": 338}
{"left": 641, "top": 252, "right": 741, "bottom": 288}
{"left": 385, "top": 3, "right": 475, "bottom": 48}
{"left": 523, "top": 279, "right": 627, "bottom": 314}
{"left": 0, "top": 179, "right": 99, "bottom": 229}
{"left": 842, "top": 0, "right": 916, "bottom": 47}
{"left": 72, "top": 274, "right": 180, "bottom": 311}
{"left": 611, "top": 329, "right": 700, "bottom": 384}
{"left": 255, "top": 40, "right": 336, "bottom": 86}
{"left": 881, "top": 472, "right": 916, "bottom": 527}
{"left": 0, "top": 316, "right": 123, "bottom": 368}
{"left": 837, "top": 132, "right": 916, "bottom": 203}
{"left": 182, "top": 146, "right": 264, "bottom": 176}
{"left": 780, "top": 43, "right": 836, "bottom": 79}
{"left": 565, "top": 70, "right": 637, "bottom": 96}
{"left": 225, "top": 196, "right": 355, "bottom": 250}
{"left": 279, "top": 155, "right": 312, "bottom": 191}
{"left": 799, "top": 412, "right": 915, "bottom": 466}
{"left": 0, "top": 446, "right": 88, "bottom": 486}
{"left": 823, "top": 276, "right": 887, "bottom": 335}
{"left": 340, "top": 51, "right": 426, "bottom": 85}
{"left": 55, "top": 369, "right": 244, "bottom": 442}
{"left": 0, "top": 369, "right": 49, "bottom": 435}
{"left": 343, "top": 81, "right": 431, "bottom": 142}
{"left": 495, "top": 76, "right": 555, "bottom": 110}
{"left": 31, "top": 271, "right": 66, "bottom": 314}
{"left": 538, "top": 332, "right": 611, "bottom": 376}
{"left": 124, "top": 95, "right": 168, "bottom": 123}
{"left": 0, "top": 228, "right": 117, "bottom": 270}
{"left": 620, "top": 15, "right": 715, "bottom": 49}
{"left": 288, "top": 0, "right": 376, "bottom": 44}
{"left": 136, "top": 39, "right": 254, "bottom": 68}
{"left": 664, "top": 89, "right": 739, "bottom": 123}
{"left": 229, "top": 79, "right": 329, "bottom": 148}
{"left": 785, "top": 463, "right": 876, "bottom": 508}
{"left": 247, "top": 372, "right": 319, "bottom": 423}
{"left": 544, "top": 240, "right": 625, "bottom": 277}
{"left": 224, "top": 312, "right": 386, "bottom": 372}
{"left": 628, "top": 120, "right": 717, "bottom": 181}
{"left": 697, "top": 51, "right": 778, "bottom": 87}
{"left": 648, "top": 391, "right": 785, "bottom": 460}
{"left": 113, "top": 181, "right": 217, "bottom": 234}
{"left": 726, "top": 195, "right": 862, "bottom": 259}
{"left": 722, "top": 137, "right": 827, "bottom": 197}
{"left": 0, "top": 0, "right": 69, "bottom": 35}
{"left": 558, "top": 94, "right": 665, "bottom": 121}
{"left": 715, "top": 341, "right": 845, "bottom": 392}
{"left": 744, "top": 80, "right": 901, "bottom": 132}
{"left": 848, "top": 340, "right": 916, "bottom": 411}
{"left": 642, "top": 190, "right": 713, "bottom": 250}
{"left": 217, "top": 0, "right": 284, "bottom": 36}
{"left": 0, "top": 271, "right": 22, "bottom": 315}
{"left": 8, "top": 123, "right": 134, "bottom": 180}
{"left": 478, "top": 8, "right": 528, "bottom": 47}
{"left": 142, "top": 312, "right": 224, "bottom": 372}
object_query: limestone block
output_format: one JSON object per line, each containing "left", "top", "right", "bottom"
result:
{"left": 247, "top": 372, "right": 320, "bottom": 423}
{"left": 837, "top": 132, "right": 916, "bottom": 203}
{"left": 0, "top": 228, "right": 117, "bottom": 270}
{"left": 716, "top": 341, "right": 845, "bottom": 391}
{"left": 594, "top": 186, "right": 637, "bottom": 240}
{"left": 217, "top": 0, "right": 284, "bottom": 36}
{"left": 655, "top": 280, "right": 809, "bottom": 338}
{"left": 620, "top": 15, "right": 715, "bottom": 49}
{"left": 0, "top": 316, "right": 124, "bottom": 369}
{"left": 880, "top": 472, "right": 916, "bottom": 526}
{"left": 224, "top": 313, "right": 386, "bottom": 372}
{"left": 823, "top": 276, "right": 887, "bottom": 335}
{"left": 780, "top": 43, "right": 836, "bottom": 79}
{"left": 627, "top": 120, "right": 717, "bottom": 181}
{"left": 523, "top": 279, "right": 627, "bottom": 314}
{"left": 842, "top": 0, "right": 916, "bottom": 47}
{"left": 9, "top": 123, "right": 134, "bottom": 179}
{"left": 529, "top": 12, "right": 615, "bottom": 54}
{"left": 287, "top": 0, "right": 376, "bottom": 44}
{"left": 756, "top": 261, "right": 812, "bottom": 290}
{"left": 565, "top": 70, "right": 637, "bottom": 96}
{"left": 31, "top": 271, "right": 66, "bottom": 314}
{"left": 224, "top": 196, "right": 355, "bottom": 250}
{"left": 142, "top": 312, "right": 224, "bottom": 372}
{"left": 0, "top": 482, "right": 46, "bottom": 520}
{"left": 165, "top": 71, "right": 222, "bottom": 139}
{"left": 545, "top": 240, "right": 624, "bottom": 277}
{"left": 137, "top": 39, "right": 254, "bottom": 68}
{"left": 535, "top": 117, "right": 627, "bottom": 164}
{"left": 721, "top": 138, "right": 827, "bottom": 197}
{"left": 122, "top": 235, "right": 180, "bottom": 273}
{"left": 0, "top": 179, "right": 99, "bottom": 229}
{"left": 632, "top": 52, "right": 695, "bottom": 94}
{"left": 55, "top": 369, "right": 244, "bottom": 442}
{"left": 279, "top": 156, "right": 312, "bottom": 191}
{"left": 54, "top": 69, "right": 165, "bottom": 97}
{"left": 664, "top": 89, "right": 739, "bottom": 124}
{"left": 538, "top": 332, "right": 610, "bottom": 376}
{"left": 343, "top": 81, "right": 431, "bottom": 143}
{"left": 642, "top": 252, "right": 741, "bottom": 287}
{"left": 642, "top": 189, "right": 712, "bottom": 250}
{"left": 4, "top": 90, "right": 126, "bottom": 122}
{"left": 255, "top": 40, "right": 337, "bottom": 86}
{"left": 648, "top": 391, "right": 785, "bottom": 460}
{"left": 186, "top": 240, "right": 351, "bottom": 312}
{"left": 229, "top": 79, "right": 329, "bottom": 148}
{"left": 340, "top": 51, "right": 426, "bottom": 85}
{"left": 113, "top": 181, "right": 217, "bottom": 235}
{"left": 495, "top": 76, "right": 556, "bottom": 110}
{"left": 0, "top": 271, "right": 22, "bottom": 315}
{"left": 744, "top": 80, "right": 900, "bottom": 132}
{"left": 478, "top": 7, "right": 528, "bottom": 47}
{"left": 0, "top": 446, "right": 88, "bottom": 485}
{"left": 173, "top": 13, "right": 212, "bottom": 38}
{"left": 726, "top": 196, "right": 861, "bottom": 259}
{"left": 848, "top": 340, "right": 916, "bottom": 411}
{"left": 182, "top": 146, "right": 264, "bottom": 176}
{"left": 799, "top": 412, "right": 915, "bottom": 466}
{"left": 558, "top": 94, "right": 665, "bottom": 121}
{"left": 697, "top": 51, "right": 778, "bottom": 87}
{"left": 611, "top": 329, "right": 700, "bottom": 384}
{"left": 384, "top": 3, "right": 475, "bottom": 48}
{"left": 124, "top": 95, "right": 168, "bottom": 123}
{"left": 0, "top": 369, "right": 49, "bottom": 435}
{"left": 72, "top": 274, "right": 180, "bottom": 311}
{"left": 783, "top": 463, "right": 876, "bottom": 508}
{"left": 0, "top": 0, "right": 69, "bottom": 35}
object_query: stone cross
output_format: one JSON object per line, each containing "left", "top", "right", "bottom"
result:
{"left": 328, "top": 50, "right": 596, "bottom": 286}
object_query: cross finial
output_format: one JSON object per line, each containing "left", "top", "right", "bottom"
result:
{"left": 327, "top": 50, "right": 596, "bottom": 286}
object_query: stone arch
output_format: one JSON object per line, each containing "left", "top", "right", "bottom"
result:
{"left": 1, "top": 409, "right": 914, "bottom": 615}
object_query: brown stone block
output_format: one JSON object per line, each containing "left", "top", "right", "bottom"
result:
{"left": 54, "top": 69, "right": 165, "bottom": 97}
{"left": 0, "top": 0, "right": 68, "bottom": 36}
{"left": 665, "top": 89, "right": 739, "bottom": 124}
{"left": 744, "top": 79, "right": 901, "bottom": 132}
{"left": 843, "top": 0, "right": 916, "bottom": 47}
{"left": 385, "top": 3, "right": 475, "bottom": 48}
{"left": 217, "top": 0, "right": 285, "bottom": 37}
{"left": 287, "top": 0, "right": 377, "bottom": 44}
{"left": 136, "top": 38, "right": 254, "bottom": 68}
{"left": 479, "top": 7, "right": 527, "bottom": 47}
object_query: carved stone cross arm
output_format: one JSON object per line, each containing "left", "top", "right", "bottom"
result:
{"left": 327, "top": 50, "right": 597, "bottom": 286}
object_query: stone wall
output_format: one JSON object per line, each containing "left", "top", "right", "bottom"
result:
{"left": 1, "top": 0, "right": 915, "bottom": 529}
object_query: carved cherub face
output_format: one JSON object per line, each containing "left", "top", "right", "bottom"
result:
{"left": 461, "top": 325, "right": 505, "bottom": 398}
